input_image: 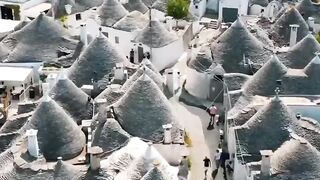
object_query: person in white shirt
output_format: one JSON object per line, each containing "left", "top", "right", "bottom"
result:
{"left": 214, "top": 149, "right": 222, "bottom": 169}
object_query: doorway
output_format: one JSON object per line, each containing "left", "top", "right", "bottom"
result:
{"left": 222, "top": 8, "right": 238, "bottom": 22}
{"left": 1, "top": 6, "right": 13, "bottom": 20}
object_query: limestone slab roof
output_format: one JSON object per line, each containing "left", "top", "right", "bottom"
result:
{"left": 113, "top": 75, "right": 182, "bottom": 142}
{"left": 0, "top": 14, "right": 78, "bottom": 63}
{"left": 98, "top": 0, "right": 129, "bottom": 27}
{"left": 296, "top": 0, "right": 320, "bottom": 24}
{"left": 210, "top": 18, "right": 270, "bottom": 73}
{"left": 28, "top": 96, "right": 86, "bottom": 160}
{"left": 134, "top": 20, "right": 178, "bottom": 48}
{"left": 123, "top": 0, "right": 148, "bottom": 13}
{"left": 113, "top": 11, "right": 149, "bottom": 32}
{"left": 68, "top": 35, "right": 127, "bottom": 87}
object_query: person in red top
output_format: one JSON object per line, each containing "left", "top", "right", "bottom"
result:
{"left": 207, "top": 105, "right": 218, "bottom": 130}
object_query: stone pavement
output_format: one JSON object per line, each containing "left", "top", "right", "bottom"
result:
{"left": 170, "top": 97, "right": 225, "bottom": 180}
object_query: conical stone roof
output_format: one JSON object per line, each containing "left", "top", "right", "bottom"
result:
{"left": 53, "top": 159, "right": 82, "bottom": 180}
{"left": 29, "top": 96, "right": 86, "bottom": 160}
{"left": 134, "top": 20, "right": 178, "bottom": 48}
{"left": 92, "top": 118, "right": 130, "bottom": 152}
{"left": 113, "top": 75, "right": 181, "bottom": 142}
{"left": 243, "top": 55, "right": 288, "bottom": 96}
{"left": 304, "top": 54, "right": 320, "bottom": 77}
{"left": 285, "top": 34, "right": 320, "bottom": 69}
{"left": 296, "top": 0, "right": 320, "bottom": 24}
{"left": 95, "top": 85, "right": 125, "bottom": 106}
{"left": 271, "top": 7, "right": 309, "bottom": 45}
{"left": 0, "top": 13, "right": 77, "bottom": 63}
{"left": 68, "top": 35, "right": 127, "bottom": 87}
{"left": 113, "top": 11, "right": 149, "bottom": 32}
{"left": 210, "top": 18, "right": 267, "bottom": 73}
{"left": 123, "top": 0, "right": 148, "bottom": 13}
{"left": 152, "top": 0, "right": 168, "bottom": 13}
{"left": 49, "top": 72, "right": 92, "bottom": 124}
{"left": 98, "top": 0, "right": 129, "bottom": 27}
{"left": 141, "top": 59, "right": 161, "bottom": 74}
{"left": 236, "top": 97, "right": 298, "bottom": 157}
{"left": 141, "top": 166, "right": 170, "bottom": 180}
{"left": 122, "top": 66, "right": 164, "bottom": 91}
{"left": 188, "top": 45, "right": 213, "bottom": 73}
{"left": 51, "top": 0, "right": 103, "bottom": 19}
{"left": 271, "top": 138, "right": 320, "bottom": 178}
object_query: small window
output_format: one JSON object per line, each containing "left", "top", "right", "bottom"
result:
{"left": 195, "top": 5, "right": 198, "bottom": 9}
{"left": 115, "top": 36, "right": 119, "bottom": 44}
{"left": 102, "top": 32, "right": 109, "bottom": 38}
{"left": 76, "top": 13, "right": 81, "bottom": 21}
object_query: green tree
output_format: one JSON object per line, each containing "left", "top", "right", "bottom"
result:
{"left": 167, "top": 0, "right": 189, "bottom": 19}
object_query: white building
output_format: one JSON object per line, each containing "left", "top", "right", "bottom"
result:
{"left": 0, "top": 0, "right": 50, "bottom": 20}
{"left": 218, "top": 0, "right": 249, "bottom": 22}
{"left": 134, "top": 20, "right": 184, "bottom": 71}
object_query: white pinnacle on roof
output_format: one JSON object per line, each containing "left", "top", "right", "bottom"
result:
{"left": 243, "top": 55, "right": 287, "bottom": 96}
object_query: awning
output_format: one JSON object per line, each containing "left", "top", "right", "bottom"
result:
{"left": 0, "top": 66, "right": 32, "bottom": 83}
{"left": 24, "top": 3, "right": 52, "bottom": 18}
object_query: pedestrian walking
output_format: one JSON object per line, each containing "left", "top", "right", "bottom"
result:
{"left": 214, "top": 149, "right": 221, "bottom": 169}
{"left": 207, "top": 105, "right": 218, "bottom": 130}
{"left": 203, "top": 156, "right": 211, "bottom": 177}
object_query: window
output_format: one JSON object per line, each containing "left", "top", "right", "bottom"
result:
{"left": 195, "top": 5, "right": 198, "bottom": 9}
{"left": 115, "top": 36, "right": 119, "bottom": 44}
{"left": 102, "top": 32, "right": 109, "bottom": 38}
{"left": 76, "top": 13, "right": 81, "bottom": 21}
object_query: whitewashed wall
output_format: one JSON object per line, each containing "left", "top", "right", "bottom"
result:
{"left": 218, "top": 0, "right": 249, "bottom": 21}
{"left": 185, "top": 67, "right": 210, "bottom": 99}
{"left": 150, "top": 38, "right": 184, "bottom": 70}
{"left": 190, "top": 0, "right": 207, "bottom": 18}
{"left": 207, "top": 0, "right": 219, "bottom": 12}
{"left": 234, "top": 156, "right": 249, "bottom": 180}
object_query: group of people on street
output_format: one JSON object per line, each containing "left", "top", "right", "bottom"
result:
{"left": 203, "top": 150, "right": 232, "bottom": 180}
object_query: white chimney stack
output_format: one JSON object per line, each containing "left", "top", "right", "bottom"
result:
{"left": 88, "top": 146, "right": 103, "bottom": 171}
{"left": 308, "top": 17, "right": 315, "bottom": 32}
{"left": 80, "top": 23, "right": 88, "bottom": 46}
{"left": 260, "top": 150, "right": 273, "bottom": 176}
{"left": 165, "top": 16, "right": 174, "bottom": 31}
{"left": 165, "top": 68, "right": 180, "bottom": 94}
{"left": 47, "top": 73, "right": 57, "bottom": 90}
{"left": 162, "top": 123, "right": 173, "bottom": 144}
{"left": 114, "top": 63, "right": 125, "bottom": 81}
{"left": 289, "top": 24, "right": 300, "bottom": 47}
{"left": 26, "top": 129, "right": 39, "bottom": 158}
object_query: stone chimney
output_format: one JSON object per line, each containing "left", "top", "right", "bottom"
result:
{"left": 144, "top": 142, "right": 155, "bottom": 170}
{"left": 80, "top": 23, "right": 88, "bottom": 46}
{"left": 289, "top": 24, "right": 300, "bottom": 47}
{"left": 162, "top": 123, "right": 173, "bottom": 144}
{"left": 165, "top": 16, "right": 174, "bottom": 31}
{"left": 26, "top": 129, "right": 39, "bottom": 158}
{"left": 114, "top": 63, "right": 126, "bottom": 81}
{"left": 47, "top": 73, "right": 57, "bottom": 90}
{"left": 260, "top": 150, "right": 273, "bottom": 176}
{"left": 308, "top": 17, "right": 315, "bottom": 32}
{"left": 165, "top": 68, "right": 180, "bottom": 94}
{"left": 88, "top": 146, "right": 103, "bottom": 170}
